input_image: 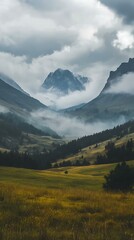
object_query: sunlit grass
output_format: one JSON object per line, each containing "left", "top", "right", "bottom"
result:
{"left": 0, "top": 162, "right": 134, "bottom": 240}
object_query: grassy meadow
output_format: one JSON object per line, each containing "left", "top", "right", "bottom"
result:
{"left": 0, "top": 161, "right": 134, "bottom": 240}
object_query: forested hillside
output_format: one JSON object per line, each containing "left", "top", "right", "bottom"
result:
{"left": 49, "top": 120, "right": 134, "bottom": 163}
{"left": 0, "top": 120, "right": 134, "bottom": 169}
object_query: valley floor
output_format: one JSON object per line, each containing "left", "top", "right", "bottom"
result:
{"left": 0, "top": 162, "right": 134, "bottom": 240}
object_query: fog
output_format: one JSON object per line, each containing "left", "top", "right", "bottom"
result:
{"left": 0, "top": 106, "right": 9, "bottom": 114}
{"left": 0, "top": 103, "right": 127, "bottom": 139}
{"left": 30, "top": 109, "right": 126, "bottom": 139}
{"left": 106, "top": 73, "right": 134, "bottom": 95}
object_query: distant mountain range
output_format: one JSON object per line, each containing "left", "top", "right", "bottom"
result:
{"left": 66, "top": 58, "right": 134, "bottom": 122}
{"left": 41, "top": 68, "right": 89, "bottom": 94}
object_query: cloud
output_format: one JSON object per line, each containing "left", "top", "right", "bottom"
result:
{"left": 21, "top": 0, "right": 69, "bottom": 11}
{"left": 113, "top": 30, "right": 134, "bottom": 50}
{"left": 0, "top": 0, "right": 117, "bottom": 59}
{"left": 106, "top": 73, "right": 134, "bottom": 95}
{"left": 99, "top": 0, "right": 134, "bottom": 24}
{"left": 0, "top": 1, "right": 77, "bottom": 57}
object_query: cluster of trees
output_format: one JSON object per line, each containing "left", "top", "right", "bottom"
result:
{"left": 103, "top": 161, "right": 134, "bottom": 191}
{"left": 96, "top": 139, "right": 134, "bottom": 164}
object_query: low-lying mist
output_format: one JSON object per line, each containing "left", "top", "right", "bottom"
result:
{"left": 30, "top": 109, "right": 126, "bottom": 139}
{"left": 0, "top": 104, "right": 128, "bottom": 139}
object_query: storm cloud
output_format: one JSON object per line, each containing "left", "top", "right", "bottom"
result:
{"left": 100, "top": 0, "right": 134, "bottom": 24}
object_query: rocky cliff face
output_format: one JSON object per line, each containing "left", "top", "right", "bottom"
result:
{"left": 41, "top": 69, "right": 89, "bottom": 94}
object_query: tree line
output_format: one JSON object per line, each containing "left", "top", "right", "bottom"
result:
{"left": 0, "top": 151, "right": 51, "bottom": 170}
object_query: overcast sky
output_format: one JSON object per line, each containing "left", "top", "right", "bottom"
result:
{"left": 0, "top": 0, "right": 134, "bottom": 108}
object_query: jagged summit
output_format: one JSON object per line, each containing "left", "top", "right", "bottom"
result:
{"left": 41, "top": 69, "right": 89, "bottom": 94}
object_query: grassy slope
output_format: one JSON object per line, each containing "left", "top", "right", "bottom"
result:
{"left": 57, "top": 132, "right": 134, "bottom": 164}
{"left": 0, "top": 161, "right": 134, "bottom": 240}
{"left": 19, "top": 134, "right": 65, "bottom": 153}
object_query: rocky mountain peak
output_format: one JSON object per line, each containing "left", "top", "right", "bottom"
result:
{"left": 41, "top": 69, "right": 89, "bottom": 95}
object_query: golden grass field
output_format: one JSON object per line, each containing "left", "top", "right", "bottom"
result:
{"left": 0, "top": 161, "right": 134, "bottom": 240}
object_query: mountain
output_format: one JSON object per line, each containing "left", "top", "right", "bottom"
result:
{"left": 66, "top": 58, "right": 134, "bottom": 122}
{"left": 41, "top": 68, "right": 89, "bottom": 94}
{"left": 0, "top": 79, "right": 47, "bottom": 113}
{"left": 0, "top": 73, "right": 29, "bottom": 95}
